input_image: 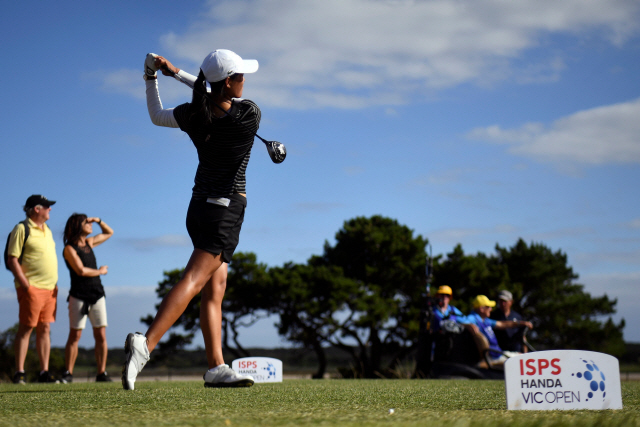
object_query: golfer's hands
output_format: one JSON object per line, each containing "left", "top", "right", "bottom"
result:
{"left": 145, "top": 53, "right": 158, "bottom": 77}
{"left": 87, "top": 217, "right": 100, "bottom": 224}
{"left": 155, "top": 56, "right": 180, "bottom": 76}
{"left": 98, "top": 266, "right": 108, "bottom": 275}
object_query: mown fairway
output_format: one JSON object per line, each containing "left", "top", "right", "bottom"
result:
{"left": 1, "top": 379, "right": 639, "bottom": 427}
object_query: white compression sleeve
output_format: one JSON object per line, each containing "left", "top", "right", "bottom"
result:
{"left": 173, "top": 69, "right": 211, "bottom": 92}
{"left": 174, "top": 70, "right": 195, "bottom": 89}
{"left": 145, "top": 79, "right": 179, "bottom": 128}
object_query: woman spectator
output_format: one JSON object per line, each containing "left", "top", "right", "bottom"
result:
{"left": 61, "top": 214, "right": 113, "bottom": 383}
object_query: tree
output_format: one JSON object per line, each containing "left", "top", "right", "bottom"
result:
{"left": 433, "top": 239, "right": 626, "bottom": 356}
{"left": 220, "top": 252, "right": 273, "bottom": 358}
{"left": 315, "top": 215, "right": 428, "bottom": 377}
{"left": 270, "top": 261, "right": 360, "bottom": 378}
{"left": 142, "top": 252, "right": 272, "bottom": 359}
{"left": 145, "top": 223, "right": 626, "bottom": 378}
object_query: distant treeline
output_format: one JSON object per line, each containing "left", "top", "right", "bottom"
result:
{"left": 105, "top": 346, "right": 392, "bottom": 375}
{"left": 75, "top": 342, "right": 640, "bottom": 375}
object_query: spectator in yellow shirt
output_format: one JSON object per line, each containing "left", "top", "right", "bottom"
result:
{"left": 6, "top": 195, "right": 59, "bottom": 384}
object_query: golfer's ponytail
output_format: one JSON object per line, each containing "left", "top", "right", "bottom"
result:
{"left": 190, "top": 70, "right": 214, "bottom": 126}
{"left": 190, "top": 70, "right": 229, "bottom": 127}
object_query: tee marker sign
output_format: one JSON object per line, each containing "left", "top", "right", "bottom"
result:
{"left": 504, "top": 350, "right": 622, "bottom": 410}
{"left": 232, "top": 357, "right": 283, "bottom": 383}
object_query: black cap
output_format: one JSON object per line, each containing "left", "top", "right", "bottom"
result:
{"left": 24, "top": 195, "right": 56, "bottom": 210}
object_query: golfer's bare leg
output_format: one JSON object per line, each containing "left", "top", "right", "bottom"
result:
{"left": 35, "top": 322, "right": 51, "bottom": 372}
{"left": 14, "top": 324, "right": 33, "bottom": 372}
{"left": 145, "top": 249, "right": 222, "bottom": 352}
{"left": 93, "top": 327, "right": 108, "bottom": 374}
{"left": 65, "top": 329, "right": 83, "bottom": 373}
{"left": 201, "top": 264, "right": 227, "bottom": 369}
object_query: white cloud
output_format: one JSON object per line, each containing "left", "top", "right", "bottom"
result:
{"left": 0, "top": 287, "right": 15, "bottom": 301}
{"left": 426, "top": 168, "right": 468, "bottom": 185}
{"left": 582, "top": 271, "right": 640, "bottom": 297}
{"left": 126, "top": 234, "right": 191, "bottom": 250}
{"left": 574, "top": 248, "right": 640, "bottom": 269}
{"left": 99, "top": 69, "right": 197, "bottom": 103}
{"left": 625, "top": 218, "right": 640, "bottom": 229}
{"left": 107, "top": 285, "right": 157, "bottom": 297}
{"left": 295, "top": 202, "right": 345, "bottom": 212}
{"left": 106, "top": 0, "right": 640, "bottom": 109}
{"left": 581, "top": 271, "right": 640, "bottom": 341}
{"left": 468, "top": 97, "right": 640, "bottom": 165}
{"left": 344, "top": 166, "right": 365, "bottom": 176}
{"left": 97, "top": 69, "right": 144, "bottom": 100}
{"left": 514, "top": 56, "right": 566, "bottom": 84}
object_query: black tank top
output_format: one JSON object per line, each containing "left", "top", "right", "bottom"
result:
{"left": 64, "top": 244, "right": 105, "bottom": 304}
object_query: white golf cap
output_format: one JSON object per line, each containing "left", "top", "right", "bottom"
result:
{"left": 200, "top": 49, "right": 259, "bottom": 83}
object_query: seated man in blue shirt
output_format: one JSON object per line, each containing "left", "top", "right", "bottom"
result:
{"left": 466, "top": 295, "right": 533, "bottom": 365}
{"left": 431, "top": 285, "right": 469, "bottom": 333}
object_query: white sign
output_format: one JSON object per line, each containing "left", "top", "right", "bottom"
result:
{"left": 505, "top": 350, "right": 622, "bottom": 410}
{"left": 232, "top": 357, "right": 283, "bottom": 383}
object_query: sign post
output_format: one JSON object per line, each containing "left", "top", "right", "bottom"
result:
{"left": 504, "top": 350, "right": 622, "bottom": 410}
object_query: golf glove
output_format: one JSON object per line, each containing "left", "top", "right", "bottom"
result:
{"left": 145, "top": 53, "right": 159, "bottom": 77}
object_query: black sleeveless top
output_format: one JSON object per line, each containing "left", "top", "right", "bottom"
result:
{"left": 64, "top": 244, "right": 105, "bottom": 304}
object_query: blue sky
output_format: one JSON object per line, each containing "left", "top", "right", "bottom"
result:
{"left": 1, "top": 0, "right": 639, "bottom": 351}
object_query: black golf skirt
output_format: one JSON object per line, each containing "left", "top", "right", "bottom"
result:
{"left": 186, "top": 194, "right": 247, "bottom": 263}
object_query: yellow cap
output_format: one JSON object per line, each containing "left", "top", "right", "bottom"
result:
{"left": 436, "top": 285, "right": 452, "bottom": 296}
{"left": 472, "top": 295, "right": 496, "bottom": 308}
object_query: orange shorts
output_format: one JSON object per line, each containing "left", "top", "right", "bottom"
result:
{"left": 16, "top": 286, "right": 58, "bottom": 327}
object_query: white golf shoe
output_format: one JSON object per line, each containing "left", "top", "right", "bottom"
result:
{"left": 203, "top": 364, "right": 254, "bottom": 388}
{"left": 122, "top": 332, "right": 150, "bottom": 390}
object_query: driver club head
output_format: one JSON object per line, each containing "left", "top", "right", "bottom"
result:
{"left": 266, "top": 140, "right": 286, "bottom": 164}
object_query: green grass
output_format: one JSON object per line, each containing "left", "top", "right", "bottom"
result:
{"left": 1, "top": 379, "right": 639, "bottom": 426}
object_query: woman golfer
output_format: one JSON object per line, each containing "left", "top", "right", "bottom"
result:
{"left": 122, "top": 50, "right": 260, "bottom": 390}
{"left": 62, "top": 214, "right": 113, "bottom": 383}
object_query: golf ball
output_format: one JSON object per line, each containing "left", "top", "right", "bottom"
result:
{"left": 388, "top": 409, "right": 395, "bottom": 415}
